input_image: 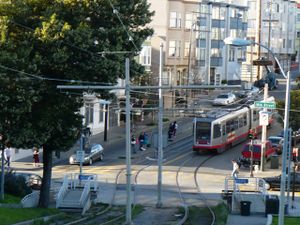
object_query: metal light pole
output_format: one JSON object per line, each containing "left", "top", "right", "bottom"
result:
{"left": 223, "top": 37, "right": 290, "bottom": 225}
{"left": 157, "top": 43, "right": 164, "bottom": 208}
{"left": 125, "top": 58, "right": 132, "bottom": 225}
{"left": 278, "top": 71, "right": 291, "bottom": 225}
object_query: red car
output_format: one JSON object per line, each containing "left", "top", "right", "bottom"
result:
{"left": 241, "top": 140, "right": 276, "bottom": 163}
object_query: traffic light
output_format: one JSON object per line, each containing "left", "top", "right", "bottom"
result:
{"left": 248, "top": 132, "right": 254, "bottom": 140}
{"left": 248, "top": 129, "right": 257, "bottom": 140}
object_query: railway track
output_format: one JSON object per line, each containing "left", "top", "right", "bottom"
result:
{"left": 175, "top": 153, "right": 216, "bottom": 225}
{"left": 64, "top": 134, "right": 193, "bottom": 224}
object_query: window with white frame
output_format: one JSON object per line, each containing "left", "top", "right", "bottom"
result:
{"left": 199, "top": 26, "right": 206, "bottom": 39}
{"left": 99, "top": 104, "right": 104, "bottom": 123}
{"left": 184, "top": 41, "right": 190, "bottom": 57}
{"left": 230, "top": 29, "right": 237, "bottom": 38}
{"left": 211, "top": 28, "right": 219, "bottom": 40}
{"left": 139, "top": 45, "right": 151, "bottom": 66}
{"left": 185, "top": 12, "right": 193, "bottom": 29}
{"left": 85, "top": 103, "right": 94, "bottom": 125}
{"left": 170, "top": 11, "right": 182, "bottom": 28}
{"left": 200, "top": 48, "right": 205, "bottom": 60}
{"left": 211, "top": 48, "right": 221, "bottom": 57}
{"left": 200, "top": 4, "right": 208, "bottom": 14}
{"left": 212, "top": 7, "right": 220, "bottom": 20}
{"left": 297, "top": 13, "right": 300, "bottom": 22}
{"left": 220, "top": 7, "right": 225, "bottom": 20}
{"left": 169, "top": 40, "right": 181, "bottom": 57}
{"left": 229, "top": 48, "right": 235, "bottom": 61}
{"left": 248, "top": 1, "right": 256, "bottom": 10}
{"left": 236, "top": 48, "right": 244, "bottom": 59}
{"left": 248, "top": 19, "right": 256, "bottom": 29}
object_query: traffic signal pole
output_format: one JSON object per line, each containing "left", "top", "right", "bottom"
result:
{"left": 250, "top": 139, "right": 254, "bottom": 177}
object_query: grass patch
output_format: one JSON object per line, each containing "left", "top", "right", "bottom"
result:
{"left": 271, "top": 216, "right": 300, "bottom": 225}
{"left": 213, "top": 202, "right": 229, "bottom": 225}
{"left": 132, "top": 204, "right": 144, "bottom": 218}
{"left": 176, "top": 202, "right": 229, "bottom": 225}
{"left": 0, "top": 208, "right": 59, "bottom": 225}
{"left": 0, "top": 194, "right": 22, "bottom": 204}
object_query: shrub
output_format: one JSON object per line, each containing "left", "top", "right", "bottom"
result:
{"left": 2, "top": 171, "right": 32, "bottom": 197}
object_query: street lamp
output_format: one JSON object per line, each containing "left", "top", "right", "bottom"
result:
{"left": 224, "top": 37, "right": 290, "bottom": 225}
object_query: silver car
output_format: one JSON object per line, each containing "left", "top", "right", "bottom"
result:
{"left": 69, "top": 144, "right": 104, "bottom": 165}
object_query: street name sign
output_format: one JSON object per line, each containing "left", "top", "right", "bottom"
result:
{"left": 254, "top": 101, "right": 276, "bottom": 109}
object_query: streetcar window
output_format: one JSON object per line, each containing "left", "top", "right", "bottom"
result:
{"left": 253, "top": 110, "right": 258, "bottom": 121}
{"left": 238, "top": 116, "right": 243, "bottom": 128}
{"left": 226, "top": 120, "right": 234, "bottom": 133}
{"left": 213, "top": 124, "right": 221, "bottom": 138}
{"left": 243, "top": 114, "right": 247, "bottom": 126}
{"left": 234, "top": 119, "right": 239, "bottom": 130}
{"left": 196, "top": 122, "right": 211, "bottom": 143}
{"left": 222, "top": 125, "right": 226, "bottom": 135}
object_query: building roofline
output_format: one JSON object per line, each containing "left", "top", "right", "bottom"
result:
{"left": 201, "top": 0, "right": 248, "bottom": 10}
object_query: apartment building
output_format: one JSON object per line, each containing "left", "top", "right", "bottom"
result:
{"left": 142, "top": 0, "right": 248, "bottom": 89}
{"left": 296, "top": 0, "right": 300, "bottom": 69}
{"left": 242, "top": 0, "right": 297, "bottom": 81}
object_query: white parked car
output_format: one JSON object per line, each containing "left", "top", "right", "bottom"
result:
{"left": 213, "top": 93, "right": 237, "bottom": 106}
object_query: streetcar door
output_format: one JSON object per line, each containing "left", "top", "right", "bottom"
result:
{"left": 212, "top": 123, "right": 222, "bottom": 146}
{"left": 221, "top": 124, "right": 226, "bottom": 143}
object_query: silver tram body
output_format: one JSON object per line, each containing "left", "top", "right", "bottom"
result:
{"left": 192, "top": 97, "right": 275, "bottom": 153}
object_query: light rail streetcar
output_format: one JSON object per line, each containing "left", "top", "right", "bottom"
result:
{"left": 192, "top": 97, "right": 275, "bottom": 153}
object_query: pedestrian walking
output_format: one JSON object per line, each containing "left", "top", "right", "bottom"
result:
{"left": 168, "top": 122, "right": 174, "bottom": 140}
{"left": 131, "top": 135, "right": 137, "bottom": 154}
{"left": 172, "top": 121, "right": 178, "bottom": 136}
{"left": 231, "top": 159, "right": 239, "bottom": 179}
{"left": 33, "top": 147, "right": 40, "bottom": 167}
{"left": 138, "top": 133, "right": 145, "bottom": 151}
{"left": 143, "top": 132, "right": 149, "bottom": 147}
{"left": 4, "top": 141, "right": 13, "bottom": 170}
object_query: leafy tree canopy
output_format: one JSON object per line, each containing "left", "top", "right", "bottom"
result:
{"left": 277, "top": 90, "right": 300, "bottom": 131}
{"left": 0, "top": 0, "right": 153, "bottom": 207}
{"left": 0, "top": 0, "right": 153, "bottom": 150}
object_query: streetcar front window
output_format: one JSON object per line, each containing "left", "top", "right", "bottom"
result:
{"left": 196, "top": 122, "right": 211, "bottom": 144}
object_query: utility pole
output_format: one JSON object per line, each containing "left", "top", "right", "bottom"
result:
{"left": 257, "top": 0, "right": 262, "bottom": 80}
{"left": 260, "top": 83, "right": 268, "bottom": 171}
{"left": 249, "top": 138, "right": 254, "bottom": 177}
{"left": 0, "top": 134, "right": 4, "bottom": 200}
{"left": 157, "top": 43, "right": 164, "bottom": 208}
{"left": 267, "top": 0, "right": 273, "bottom": 59}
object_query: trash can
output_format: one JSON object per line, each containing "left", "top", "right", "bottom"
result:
{"left": 240, "top": 201, "right": 251, "bottom": 216}
{"left": 265, "top": 195, "right": 279, "bottom": 216}
{"left": 270, "top": 155, "right": 279, "bottom": 169}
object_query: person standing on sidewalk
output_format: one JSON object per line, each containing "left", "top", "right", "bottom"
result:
{"left": 33, "top": 147, "right": 40, "bottom": 167}
{"left": 138, "top": 133, "right": 145, "bottom": 151}
{"left": 172, "top": 121, "right": 178, "bottom": 137}
{"left": 131, "top": 135, "right": 137, "bottom": 154}
{"left": 4, "top": 141, "right": 13, "bottom": 170}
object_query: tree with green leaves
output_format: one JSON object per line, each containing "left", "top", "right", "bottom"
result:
{"left": 277, "top": 90, "right": 300, "bottom": 131}
{"left": 0, "top": 0, "right": 153, "bottom": 207}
